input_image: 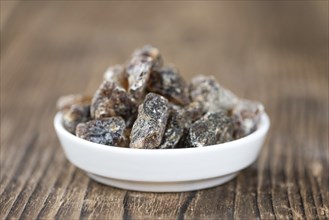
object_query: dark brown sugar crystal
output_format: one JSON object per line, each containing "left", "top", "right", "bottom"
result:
{"left": 57, "top": 94, "right": 92, "bottom": 134}
{"left": 103, "top": 64, "right": 128, "bottom": 89}
{"left": 126, "top": 56, "right": 153, "bottom": 103}
{"left": 180, "top": 101, "right": 205, "bottom": 127}
{"left": 147, "top": 66, "right": 190, "bottom": 105}
{"left": 76, "top": 117, "right": 128, "bottom": 147}
{"left": 186, "top": 111, "right": 234, "bottom": 147}
{"left": 90, "top": 81, "right": 137, "bottom": 127}
{"left": 189, "top": 76, "right": 239, "bottom": 112}
{"left": 232, "top": 100, "right": 264, "bottom": 139}
{"left": 56, "top": 94, "right": 92, "bottom": 112}
{"left": 127, "top": 45, "right": 163, "bottom": 103}
{"left": 130, "top": 93, "right": 170, "bottom": 149}
{"left": 132, "top": 45, "right": 163, "bottom": 69}
{"left": 158, "top": 108, "right": 186, "bottom": 149}
{"left": 159, "top": 101, "right": 205, "bottom": 149}
{"left": 63, "top": 104, "right": 90, "bottom": 134}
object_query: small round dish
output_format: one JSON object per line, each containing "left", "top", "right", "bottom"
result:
{"left": 54, "top": 112, "right": 270, "bottom": 192}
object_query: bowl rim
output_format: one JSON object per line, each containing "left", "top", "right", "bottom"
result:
{"left": 54, "top": 111, "right": 270, "bottom": 154}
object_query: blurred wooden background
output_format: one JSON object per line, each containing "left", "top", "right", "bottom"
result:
{"left": 1, "top": 1, "right": 328, "bottom": 219}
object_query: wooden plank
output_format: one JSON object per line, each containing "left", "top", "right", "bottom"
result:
{"left": 121, "top": 191, "right": 194, "bottom": 219}
{"left": 257, "top": 138, "right": 276, "bottom": 220}
{"left": 185, "top": 181, "right": 236, "bottom": 219}
{"left": 79, "top": 182, "right": 126, "bottom": 220}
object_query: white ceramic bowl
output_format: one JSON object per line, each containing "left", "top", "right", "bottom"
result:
{"left": 54, "top": 112, "right": 270, "bottom": 192}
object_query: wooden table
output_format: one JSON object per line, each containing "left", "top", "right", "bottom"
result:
{"left": 1, "top": 1, "right": 328, "bottom": 219}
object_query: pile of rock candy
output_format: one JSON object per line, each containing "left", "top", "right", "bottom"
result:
{"left": 57, "top": 45, "right": 264, "bottom": 149}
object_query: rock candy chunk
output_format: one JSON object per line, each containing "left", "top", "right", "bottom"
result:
{"left": 103, "top": 65, "right": 128, "bottom": 89}
{"left": 180, "top": 101, "right": 205, "bottom": 127}
{"left": 91, "top": 81, "right": 137, "bottom": 127}
{"left": 186, "top": 111, "right": 234, "bottom": 147}
{"left": 160, "top": 102, "right": 205, "bottom": 149}
{"left": 147, "top": 66, "right": 190, "bottom": 105}
{"left": 158, "top": 109, "right": 186, "bottom": 149}
{"left": 126, "top": 56, "right": 153, "bottom": 102}
{"left": 168, "top": 103, "right": 183, "bottom": 112}
{"left": 132, "top": 45, "right": 163, "bottom": 69}
{"left": 56, "top": 94, "right": 92, "bottom": 134}
{"left": 232, "top": 99, "right": 264, "bottom": 139}
{"left": 127, "top": 45, "right": 163, "bottom": 102}
{"left": 76, "top": 117, "right": 128, "bottom": 147}
{"left": 62, "top": 104, "right": 90, "bottom": 134}
{"left": 189, "top": 75, "right": 239, "bottom": 112}
{"left": 56, "top": 94, "right": 92, "bottom": 112}
{"left": 130, "top": 93, "right": 170, "bottom": 149}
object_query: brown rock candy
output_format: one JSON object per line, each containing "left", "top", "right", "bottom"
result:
{"left": 147, "top": 66, "right": 190, "bottom": 105}
{"left": 62, "top": 104, "right": 90, "bottom": 134}
{"left": 91, "top": 81, "right": 137, "bottom": 127}
{"left": 56, "top": 94, "right": 92, "bottom": 112}
{"left": 189, "top": 76, "right": 239, "bottom": 112}
{"left": 158, "top": 108, "right": 186, "bottom": 149}
{"left": 103, "top": 64, "right": 128, "bottom": 89}
{"left": 232, "top": 99, "right": 264, "bottom": 139}
{"left": 56, "top": 94, "right": 92, "bottom": 134}
{"left": 159, "top": 101, "right": 205, "bottom": 149}
{"left": 76, "top": 117, "right": 128, "bottom": 147}
{"left": 186, "top": 111, "right": 234, "bottom": 147}
{"left": 126, "top": 56, "right": 153, "bottom": 102}
{"left": 180, "top": 101, "right": 205, "bottom": 127}
{"left": 126, "top": 45, "right": 163, "bottom": 102}
{"left": 132, "top": 45, "right": 163, "bottom": 69}
{"left": 130, "top": 93, "right": 170, "bottom": 149}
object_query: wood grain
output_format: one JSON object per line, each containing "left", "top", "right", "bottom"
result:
{"left": 1, "top": 1, "right": 328, "bottom": 219}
